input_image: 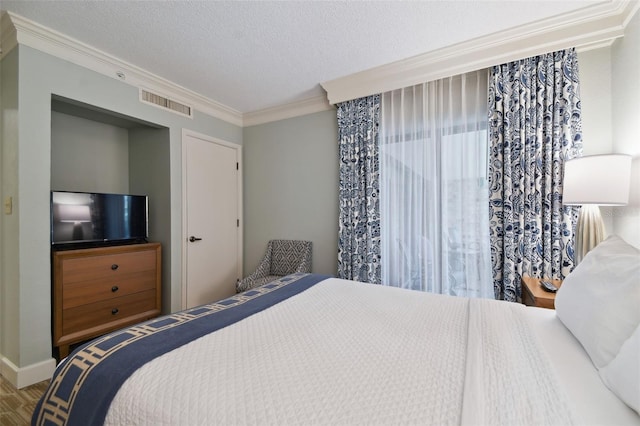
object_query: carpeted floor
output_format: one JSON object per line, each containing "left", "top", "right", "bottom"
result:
{"left": 0, "top": 375, "right": 49, "bottom": 426}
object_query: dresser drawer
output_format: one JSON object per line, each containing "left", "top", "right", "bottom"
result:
{"left": 61, "top": 249, "right": 157, "bottom": 285}
{"left": 63, "top": 271, "right": 157, "bottom": 309}
{"left": 62, "top": 289, "right": 157, "bottom": 336}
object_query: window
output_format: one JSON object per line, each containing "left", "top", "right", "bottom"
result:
{"left": 380, "top": 70, "right": 493, "bottom": 298}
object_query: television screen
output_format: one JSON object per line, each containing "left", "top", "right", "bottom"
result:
{"left": 51, "top": 191, "right": 148, "bottom": 246}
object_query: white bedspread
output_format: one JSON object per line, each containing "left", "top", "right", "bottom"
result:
{"left": 105, "top": 277, "right": 576, "bottom": 425}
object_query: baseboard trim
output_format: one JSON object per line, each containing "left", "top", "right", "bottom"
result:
{"left": 0, "top": 355, "right": 56, "bottom": 389}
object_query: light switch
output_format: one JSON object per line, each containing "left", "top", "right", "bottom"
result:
{"left": 4, "top": 197, "right": 12, "bottom": 214}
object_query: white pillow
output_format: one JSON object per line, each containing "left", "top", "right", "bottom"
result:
{"left": 555, "top": 235, "right": 640, "bottom": 369}
{"left": 599, "top": 324, "right": 640, "bottom": 414}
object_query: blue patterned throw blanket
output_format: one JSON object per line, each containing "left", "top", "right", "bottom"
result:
{"left": 32, "top": 273, "right": 330, "bottom": 426}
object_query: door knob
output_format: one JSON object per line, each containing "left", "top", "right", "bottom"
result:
{"left": 189, "top": 236, "right": 203, "bottom": 242}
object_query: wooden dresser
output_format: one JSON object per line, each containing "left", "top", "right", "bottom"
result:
{"left": 52, "top": 242, "right": 161, "bottom": 358}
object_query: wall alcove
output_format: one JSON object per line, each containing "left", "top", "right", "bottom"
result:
{"left": 50, "top": 95, "right": 172, "bottom": 314}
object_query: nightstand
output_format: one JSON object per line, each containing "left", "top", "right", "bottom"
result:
{"left": 521, "top": 276, "right": 563, "bottom": 309}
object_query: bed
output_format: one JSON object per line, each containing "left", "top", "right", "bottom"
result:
{"left": 32, "top": 236, "right": 640, "bottom": 425}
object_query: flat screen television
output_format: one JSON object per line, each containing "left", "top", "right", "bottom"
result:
{"left": 51, "top": 190, "right": 148, "bottom": 248}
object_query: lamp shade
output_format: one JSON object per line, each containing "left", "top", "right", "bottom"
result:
{"left": 563, "top": 154, "right": 632, "bottom": 206}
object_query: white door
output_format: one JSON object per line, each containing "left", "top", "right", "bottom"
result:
{"left": 182, "top": 130, "right": 242, "bottom": 309}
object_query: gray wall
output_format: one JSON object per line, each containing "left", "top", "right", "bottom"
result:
{"left": 577, "top": 47, "right": 615, "bottom": 233}
{"left": 0, "top": 44, "right": 241, "bottom": 374}
{"left": 129, "top": 127, "right": 172, "bottom": 312}
{"left": 51, "top": 111, "right": 130, "bottom": 193}
{"left": 612, "top": 10, "right": 640, "bottom": 248}
{"left": 0, "top": 47, "right": 20, "bottom": 369}
{"left": 243, "top": 110, "right": 339, "bottom": 277}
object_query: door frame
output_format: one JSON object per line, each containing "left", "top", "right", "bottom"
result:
{"left": 181, "top": 128, "right": 243, "bottom": 310}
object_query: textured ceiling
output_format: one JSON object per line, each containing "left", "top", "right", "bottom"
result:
{"left": 2, "top": 0, "right": 602, "bottom": 114}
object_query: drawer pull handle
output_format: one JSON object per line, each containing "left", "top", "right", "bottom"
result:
{"left": 111, "top": 264, "right": 119, "bottom": 270}
{"left": 111, "top": 285, "right": 119, "bottom": 292}
{"left": 112, "top": 308, "right": 119, "bottom": 315}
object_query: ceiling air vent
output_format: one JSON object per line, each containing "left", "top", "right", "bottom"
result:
{"left": 140, "top": 89, "right": 193, "bottom": 118}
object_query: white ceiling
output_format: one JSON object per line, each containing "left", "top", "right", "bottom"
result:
{"left": 2, "top": 0, "right": 604, "bottom": 115}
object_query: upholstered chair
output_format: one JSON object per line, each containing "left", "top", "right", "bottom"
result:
{"left": 236, "top": 239, "right": 312, "bottom": 293}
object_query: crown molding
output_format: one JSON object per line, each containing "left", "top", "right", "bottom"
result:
{"left": 0, "top": 10, "right": 330, "bottom": 127}
{"left": 622, "top": 0, "right": 640, "bottom": 26}
{"left": 321, "top": 0, "right": 637, "bottom": 105}
{"left": 2, "top": 1, "right": 638, "bottom": 126}
{"left": 243, "top": 95, "right": 334, "bottom": 127}
{"left": 1, "top": 11, "right": 243, "bottom": 127}
{"left": 0, "top": 11, "right": 18, "bottom": 59}
{"left": 575, "top": 38, "right": 617, "bottom": 53}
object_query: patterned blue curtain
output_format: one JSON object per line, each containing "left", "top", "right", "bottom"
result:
{"left": 488, "top": 48, "right": 583, "bottom": 302}
{"left": 337, "top": 95, "right": 382, "bottom": 283}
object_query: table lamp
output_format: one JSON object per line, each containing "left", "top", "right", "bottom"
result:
{"left": 562, "top": 154, "right": 631, "bottom": 264}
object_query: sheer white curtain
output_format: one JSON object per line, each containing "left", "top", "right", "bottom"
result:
{"left": 380, "top": 70, "right": 493, "bottom": 298}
